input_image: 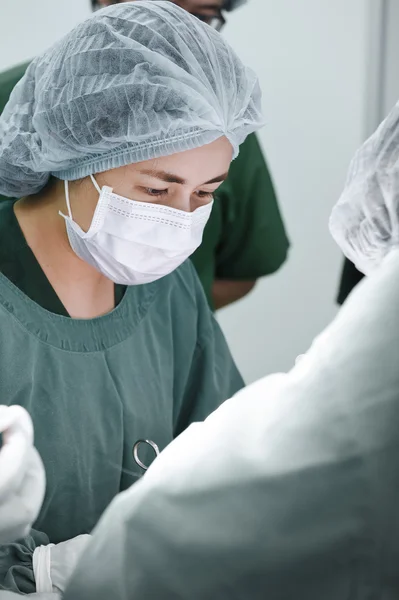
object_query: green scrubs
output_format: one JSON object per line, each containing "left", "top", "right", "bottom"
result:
{"left": 0, "top": 62, "right": 290, "bottom": 310}
{"left": 0, "top": 200, "right": 243, "bottom": 594}
{"left": 0, "top": 197, "right": 126, "bottom": 314}
{"left": 192, "top": 132, "right": 290, "bottom": 308}
{"left": 337, "top": 257, "right": 365, "bottom": 305}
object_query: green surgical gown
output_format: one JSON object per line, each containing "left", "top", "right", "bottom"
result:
{"left": 0, "top": 201, "right": 243, "bottom": 594}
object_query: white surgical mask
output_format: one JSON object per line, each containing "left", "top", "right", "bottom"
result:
{"left": 60, "top": 175, "right": 213, "bottom": 286}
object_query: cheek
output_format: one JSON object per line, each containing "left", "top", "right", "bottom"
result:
{"left": 75, "top": 198, "right": 98, "bottom": 233}
{"left": 69, "top": 182, "right": 100, "bottom": 234}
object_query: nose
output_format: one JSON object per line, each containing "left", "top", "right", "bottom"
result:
{"left": 169, "top": 190, "right": 195, "bottom": 213}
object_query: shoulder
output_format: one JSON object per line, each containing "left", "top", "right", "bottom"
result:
{"left": 159, "top": 260, "right": 207, "bottom": 311}
{"left": 239, "top": 132, "right": 263, "bottom": 153}
{"left": 151, "top": 261, "right": 214, "bottom": 341}
{"left": 231, "top": 133, "right": 265, "bottom": 170}
{"left": 0, "top": 200, "right": 16, "bottom": 231}
{"left": 0, "top": 62, "right": 30, "bottom": 86}
{"left": 0, "top": 62, "right": 30, "bottom": 115}
{"left": 219, "top": 133, "right": 272, "bottom": 204}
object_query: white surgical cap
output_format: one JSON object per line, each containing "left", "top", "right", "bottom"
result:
{"left": 0, "top": 1, "right": 262, "bottom": 198}
{"left": 329, "top": 103, "right": 399, "bottom": 275}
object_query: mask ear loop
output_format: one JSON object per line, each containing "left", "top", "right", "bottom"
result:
{"left": 64, "top": 180, "right": 73, "bottom": 219}
{"left": 90, "top": 174, "right": 101, "bottom": 194}
{"left": 61, "top": 176, "right": 101, "bottom": 221}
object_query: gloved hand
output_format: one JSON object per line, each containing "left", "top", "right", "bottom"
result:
{"left": 33, "top": 534, "right": 91, "bottom": 594}
{"left": 0, "top": 405, "right": 46, "bottom": 544}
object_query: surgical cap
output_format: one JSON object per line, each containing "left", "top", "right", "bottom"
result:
{"left": 329, "top": 103, "right": 399, "bottom": 275}
{"left": 0, "top": 1, "right": 262, "bottom": 198}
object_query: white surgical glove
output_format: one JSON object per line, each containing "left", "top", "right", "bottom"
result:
{"left": 0, "top": 405, "right": 45, "bottom": 544}
{"left": 33, "top": 534, "right": 91, "bottom": 594}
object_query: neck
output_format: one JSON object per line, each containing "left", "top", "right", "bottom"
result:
{"left": 15, "top": 178, "right": 69, "bottom": 251}
{"left": 13, "top": 178, "right": 115, "bottom": 318}
{"left": 15, "top": 176, "right": 99, "bottom": 245}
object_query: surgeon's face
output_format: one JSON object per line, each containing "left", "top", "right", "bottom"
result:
{"left": 95, "top": 0, "right": 226, "bottom": 30}
{"left": 102, "top": 136, "right": 232, "bottom": 211}
{"left": 70, "top": 137, "right": 232, "bottom": 232}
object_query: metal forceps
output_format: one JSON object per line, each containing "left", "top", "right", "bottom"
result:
{"left": 133, "top": 439, "right": 160, "bottom": 474}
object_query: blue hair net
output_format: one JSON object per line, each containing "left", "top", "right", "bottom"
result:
{"left": 0, "top": 1, "right": 262, "bottom": 197}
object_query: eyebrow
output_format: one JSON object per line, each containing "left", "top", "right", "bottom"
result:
{"left": 138, "top": 169, "right": 228, "bottom": 186}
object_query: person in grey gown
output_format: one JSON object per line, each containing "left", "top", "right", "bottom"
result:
{"left": 63, "top": 101, "right": 399, "bottom": 599}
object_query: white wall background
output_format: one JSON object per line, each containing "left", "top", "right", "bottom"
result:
{"left": 220, "top": 0, "right": 371, "bottom": 382}
{"left": 0, "top": 0, "right": 373, "bottom": 383}
{"left": 0, "top": 0, "right": 91, "bottom": 71}
{"left": 383, "top": 0, "right": 399, "bottom": 115}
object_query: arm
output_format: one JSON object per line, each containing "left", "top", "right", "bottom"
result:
{"left": 213, "top": 134, "right": 289, "bottom": 303}
{"left": 0, "top": 532, "right": 48, "bottom": 595}
{"left": 0, "top": 406, "right": 89, "bottom": 595}
{"left": 212, "top": 279, "right": 256, "bottom": 310}
{"left": 0, "top": 531, "right": 90, "bottom": 595}
{"left": 64, "top": 247, "right": 399, "bottom": 600}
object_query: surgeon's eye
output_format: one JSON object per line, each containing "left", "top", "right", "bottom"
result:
{"left": 196, "top": 191, "right": 214, "bottom": 200}
{"left": 144, "top": 188, "right": 168, "bottom": 197}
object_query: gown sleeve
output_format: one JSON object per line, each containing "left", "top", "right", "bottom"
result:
{"left": 0, "top": 530, "right": 49, "bottom": 594}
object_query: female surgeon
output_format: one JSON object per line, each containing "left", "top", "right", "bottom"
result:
{"left": 0, "top": 1, "right": 263, "bottom": 594}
